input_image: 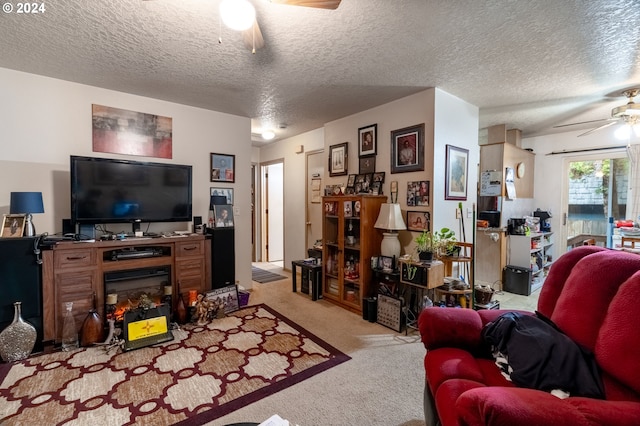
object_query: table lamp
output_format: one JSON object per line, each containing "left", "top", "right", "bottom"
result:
{"left": 10, "top": 192, "right": 44, "bottom": 236}
{"left": 374, "top": 203, "right": 406, "bottom": 259}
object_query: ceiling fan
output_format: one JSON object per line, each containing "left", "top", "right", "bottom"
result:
{"left": 554, "top": 88, "right": 640, "bottom": 137}
{"left": 143, "top": 0, "right": 341, "bottom": 53}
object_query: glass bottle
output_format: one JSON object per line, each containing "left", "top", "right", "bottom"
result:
{"left": 61, "top": 301, "right": 79, "bottom": 351}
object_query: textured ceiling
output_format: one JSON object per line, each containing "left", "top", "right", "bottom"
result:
{"left": 1, "top": 0, "right": 639, "bottom": 145}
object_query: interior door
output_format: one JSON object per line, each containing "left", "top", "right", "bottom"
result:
{"left": 262, "top": 161, "right": 284, "bottom": 262}
{"left": 306, "top": 150, "right": 324, "bottom": 251}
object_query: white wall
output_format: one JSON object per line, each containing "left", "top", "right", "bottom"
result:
{"left": 433, "top": 88, "right": 479, "bottom": 242}
{"left": 0, "top": 67, "right": 253, "bottom": 289}
{"left": 257, "top": 128, "right": 325, "bottom": 268}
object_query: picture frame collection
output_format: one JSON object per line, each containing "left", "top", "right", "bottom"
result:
{"left": 209, "top": 153, "right": 235, "bottom": 229}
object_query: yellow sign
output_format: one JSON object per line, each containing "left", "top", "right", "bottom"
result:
{"left": 127, "top": 316, "right": 168, "bottom": 341}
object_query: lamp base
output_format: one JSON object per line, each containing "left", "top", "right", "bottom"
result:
{"left": 24, "top": 214, "right": 35, "bottom": 237}
{"left": 380, "top": 232, "right": 401, "bottom": 260}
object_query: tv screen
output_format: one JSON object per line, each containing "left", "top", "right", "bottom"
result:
{"left": 70, "top": 156, "right": 192, "bottom": 226}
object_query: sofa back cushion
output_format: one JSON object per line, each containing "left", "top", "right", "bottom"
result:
{"left": 539, "top": 247, "right": 640, "bottom": 398}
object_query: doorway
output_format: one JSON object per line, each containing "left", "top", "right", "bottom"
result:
{"left": 562, "top": 152, "right": 629, "bottom": 251}
{"left": 306, "top": 149, "right": 324, "bottom": 251}
{"left": 261, "top": 160, "right": 284, "bottom": 265}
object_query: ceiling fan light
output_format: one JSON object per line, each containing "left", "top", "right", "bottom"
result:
{"left": 220, "top": 0, "right": 256, "bottom": 31}
{"left": 262, "top": 130, "right": 276, "bottom": 140}
{"left": 614, "top": 124, "right": 631, "bottom": 140}
{"left": 624, "top": 103, "right": 640, "bottom": 116}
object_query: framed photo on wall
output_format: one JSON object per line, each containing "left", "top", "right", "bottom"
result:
{"left": 390, "top": 123, "right": 425, "bottom": 173}
{"left": 359, "top": 155, "right": 375, "bottom": 174}
{"left": 210, "top": 187, "right": 234, "bottom": 205}
{"left": 407, "top": 211, "right": 430, "bottom": 232}
{"left": 407, "top": 180, "right": 430, "bottom": 206}
{"left": 445, "top": 144, "right": 469, "bottom": 200}
{"left": 329, "top": 142, "right": 348, "bottom": 176}
{"left": 358, "top": 124, "right": 377, "bottom": 157}
{"left": 210, "top": 153, "right": 235, "bottom": 183}
{"left": 213, "top": 204, "right": 234, "bottom": 228}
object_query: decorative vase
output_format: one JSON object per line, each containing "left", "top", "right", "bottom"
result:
{"left": 80, "top": 292, "right": 104, "bottom": 347}
{"left": 80, "top": 310, "right": 103, "bottom": 347}
{"left": 175, "top": 294, "right": 187, "bottom": 324}
{"left": 61, "top": 301, "right": 79, "bottom": 351}
{"left": 0, "top": 302, "right": 37, "bottom": 362}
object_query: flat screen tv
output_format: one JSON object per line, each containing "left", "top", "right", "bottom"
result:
{"left": 70, "top": 155, "right": 192, "bottom": 229}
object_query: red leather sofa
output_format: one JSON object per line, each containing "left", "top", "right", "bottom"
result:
{"left": 418, "top": 246, "right": 640, "bottom": 426}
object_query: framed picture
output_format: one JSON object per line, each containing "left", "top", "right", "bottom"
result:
{"left": 210, "top": 153, "right": 235, "bottom": 183}
{"left": 355, "top": 173, "right": 372, "bottom": 193}
{"left": 210, "top": 187, "right": 234, "bottom": 205}
{"left": 445, "top": 145, "right": 469, "bottom": 200}
{"left": 205, "top": 285, "right": 239, "bottom": 314}
{"left": 371, "top": 181, "right": 382, "bottom": 195}
{"left": 329, "top": 142, "right": 348, "bottom": 176}
{"left": 359, "top": 155, "right": 376, "bottom": 174}
{"left": 390, "top": 123, "right": 425, "bottom": 173}
{"left": 358, "top": 124, "right": 377, "bottom": 157}
{"left": 379, "top": 255, "right": 394, "bottom": 272}
{"left": 346, "top": 174, "right": 357, "bottom": 188}
{"left": 1, "top": 214, "right": 25, "bottom": 238}
{"left": 406, "top": 180, "right": 430, "bottom": 207}
{"left": 407, "top": 211, "right": 431, "bottom": 232}
{"left": 373, "top": 172, "right": 385, "bottom": 183}
{"left": 213, "top": 204, "right": 234, "bottom": 228}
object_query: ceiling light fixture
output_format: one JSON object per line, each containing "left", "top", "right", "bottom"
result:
{"left": 262, "top": 130, "right": 276, "bottom": 140}
{"left": 220, "top": 0, "right": 256, "bottom": 31}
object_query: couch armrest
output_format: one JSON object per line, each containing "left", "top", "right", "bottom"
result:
{"left": 457, "top": 386, "right": 640, "bottom": 426}
{"left": 418, "top": 307, "right": 483, "bottom": 351}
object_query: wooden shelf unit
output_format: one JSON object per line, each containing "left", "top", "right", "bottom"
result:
{"left": 322, "top": 195, "right": 386, "bottom": 314}
{"left": 42, "top": 235, "right": 210, "bottom": 343}
{"left": 508, "top": 232, "right": 554, "bottom": 293}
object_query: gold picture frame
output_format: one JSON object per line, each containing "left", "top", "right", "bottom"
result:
{"left": 1, "top": 214, "right": 26, "bottom": 238}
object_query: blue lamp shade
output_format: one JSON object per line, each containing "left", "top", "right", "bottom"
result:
{"left": 10, "top": 192, "right": 45, "bottom": 214}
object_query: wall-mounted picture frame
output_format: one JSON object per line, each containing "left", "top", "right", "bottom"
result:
{"left": 445, "top": 144, "right": 469, "bottom": 200}
{"left": 390, "top": 123, "right": 425, "bottom": 174}
{"left": 407, "top": 211, "right": 431, "bottom": 232}
{"left": 407, "top": 180, "right": 430, "bottom": 207}
{"left": 358, "top": 124, "right": 377, "bottom": 157}
{"left": 210, "top": 187, "right": 234, "bottom": 205}
{"left": 213, "top": 204, "right": 234, "bottom": 228}
{"left": 359, "top": 155, "right": 376, "bottom": 174}
{"left": 210, "top": 153, "right": 235, "bottom": 183}
{"left": 329, "top": 142, "right": 348, "bottom": 176}
{"left": 1, "top": 214, "right": 25, "bottom": 238}
{"left": 92, "top": 104, "right": 173, "bottom": 159}
{"left": 354, "top": 173, "right": 372, "bottom": 193}
{"left": 373, "top": 171, "right": 385, "bottom": 183}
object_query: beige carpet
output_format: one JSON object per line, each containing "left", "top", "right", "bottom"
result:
{"left": 0, "top": 304, "right": 349, "bottom": 425}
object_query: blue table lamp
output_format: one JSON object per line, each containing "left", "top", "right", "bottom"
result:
{"left": 10, "top": 192, "right": 44, "bottom": 237}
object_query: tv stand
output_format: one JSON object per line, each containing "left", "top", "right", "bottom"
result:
{"left": 41, "top": 234, "right": 212, "bottom": 344}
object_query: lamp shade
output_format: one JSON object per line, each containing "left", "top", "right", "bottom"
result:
{"left": 10, "top": 192, "right": 44, "bottom": 214}
{"left": 374, "top": 203, "right": 406, "bottom": 231}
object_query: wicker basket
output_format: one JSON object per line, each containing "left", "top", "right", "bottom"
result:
{"left": 474, "top": 286, "right": 494, "bottom": 305}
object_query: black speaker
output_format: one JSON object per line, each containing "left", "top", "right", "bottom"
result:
{"left": 62, "top": 218, "right": 75, "bottom": 235}
{"left": 206, "top": 228, "right": 235, "bottom": 289}
{"left": 193, "top": 216, "right": 202, "bottom": 226}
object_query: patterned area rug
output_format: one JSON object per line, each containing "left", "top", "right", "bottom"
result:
{"left": 251, "top": 266, "right": 287, "bottom": 283}
{"left": 0, "top": 304, "right": 350, "bottom": 425}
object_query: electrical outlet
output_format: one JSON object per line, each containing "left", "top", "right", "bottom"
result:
{"left": 456, "top": 209, "right": 461, "bottom": 219}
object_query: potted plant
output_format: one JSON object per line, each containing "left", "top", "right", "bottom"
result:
{"left": 433, "top": 227, "right": 458, "bottom": 257}
{"left": 414, "top": 229, "right": 435, "bottom": 261}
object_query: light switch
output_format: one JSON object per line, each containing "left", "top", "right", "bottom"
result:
{"left": 234, "top": 206, "right": 240, "bottom": 216}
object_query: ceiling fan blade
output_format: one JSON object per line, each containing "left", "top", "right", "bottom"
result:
{"left": 242, "top": 19, "right": 265, "bottom": 53}
{"left": 270, "top": 0, "right": 341, "bottom": 9}
{"left": 578, "top": 120, "right": 618, "bottom": 137}
{"left": 553, "top": 118, "right": 614, "bottom": 128}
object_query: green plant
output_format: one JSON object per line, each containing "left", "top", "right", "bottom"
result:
{"left": 433, "top": 227, "right": 457, "bottom": 255}
{"left": 414, "top": 229, "right": 435, "bottom": 254}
